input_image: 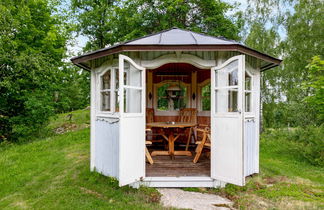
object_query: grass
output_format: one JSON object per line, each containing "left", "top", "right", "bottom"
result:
{"left": 47, "top": 109, "right": 91, "bottom": 133}
{"left": 0, "top": 110, "right": 163, "bottom": 209}
{"left": 1, "top": 109, "right": 323, "bottom": 209}
{"left": 184, "top": 129, "right": 324, "bottom": 209}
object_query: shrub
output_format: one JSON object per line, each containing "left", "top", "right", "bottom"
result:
{"left": 290, "top": 126, "right": 324, "bottom": 166}
{"left": 262, "top": 126, "right": 324, "bottom": 166}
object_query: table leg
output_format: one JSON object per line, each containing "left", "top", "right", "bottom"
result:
{"left": 150, "top": 127, "right": 192, "bottom": 158}
{"left": 168, "top": 131, "right": 175, "bottom": 160}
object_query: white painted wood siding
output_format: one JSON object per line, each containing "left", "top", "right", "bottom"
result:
{"left": 244, "top": 119, "right": 257, "bottom": 176}
{"left": 94, "top": 119, "right": 119, "bottom": 178}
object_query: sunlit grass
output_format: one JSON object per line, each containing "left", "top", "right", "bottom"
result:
{"left": 0, "top": 128, "right": 162, "bottom": 209}
{"left": 185, "top": 129, "right": 324, "bottom": 209}
{"left": 1, "top": 109, "right": 323, "bottom": 209}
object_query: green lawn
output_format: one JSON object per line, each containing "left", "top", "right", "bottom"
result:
{"left": 1, "top": 110, "right": 323, "bottom": 209}
{"left": 186, "top": 129, "right": 324, "bottom": 209}
{"left": 0, "top": 110, "right": 162, "bottom": 209}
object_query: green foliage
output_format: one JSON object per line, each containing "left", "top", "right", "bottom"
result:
{"left": 262, "top": 126, "right": 324, "bottom": 167}
{"left": 303, "top": 56, "right": 324, "bottom": 123}
{"left": 47, "top": 109, "right": 90, "bottom": 134}
{"left": 53, "top": 65, "right": 90, "bottom": 113}
{"left": 201, "top": 84, "right": 211, "bottom": 111}
{"left": 282, "top": 0, "right": 324, "bottom": 102}
{"left": 0, "top": 0, "right": 68, "bottom": 142}
{"left": 71, "top": 0, "right": 243, "bottom": 51}
{"left": 0, "top": 0, "right": 90, "bottom": 142}
{"left": 243, "top": 0, "right": 324, "bottom": 128}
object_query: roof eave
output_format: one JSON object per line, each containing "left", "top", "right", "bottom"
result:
{"left": 71, "top": 44, "right": 282, "bottom": 71}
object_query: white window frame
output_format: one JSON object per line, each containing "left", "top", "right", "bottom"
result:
{"left": 244, "top": 67, "right": 254, "bottom": 117}
{"left": 213, "top": 59, "right": 240, "bottom": 117}
{"left": 96, "top": 67, "right": 119, "bottom": 117}
{"left": 197, "top": 79, "right": 211, "bottom": 116}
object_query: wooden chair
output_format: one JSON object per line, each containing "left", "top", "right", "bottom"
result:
{"left": 178, "top": 108, "right": 197, "bottom": 151}
{"left": 145, "top": 140, "right": 154, "bottom": 164}
{"left": 193, "top": 126, "right": 211, "bottom": 163}
{"left": 146, "top": 108, "right": 163, "bottom": 143}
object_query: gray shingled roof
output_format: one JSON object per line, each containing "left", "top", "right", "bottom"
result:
{"left": 124, "top": 28, "right": 239, "bottom": 45}
{"left": 71, "top": 27, "right": 281, "bottom": 71}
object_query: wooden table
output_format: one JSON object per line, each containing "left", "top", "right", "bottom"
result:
{"left": 147, "top": 122, "right": 196, "bottom": 159}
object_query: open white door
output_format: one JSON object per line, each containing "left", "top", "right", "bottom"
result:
{"left": 118, "top": 54, "right": 146, "bottom": 186}
{"left": 211, "top": 55, "right": 245, "bottom": 186}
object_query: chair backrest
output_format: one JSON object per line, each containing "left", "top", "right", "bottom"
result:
{"left": 178, "top": 108, "right": 197, "bottom": 123}
{"left": 146, "top": 108, "right": 155, "bottom": 123}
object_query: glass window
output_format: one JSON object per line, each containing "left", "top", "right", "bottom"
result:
{"left": 214, "top": 60, "right": 239, "bottom": 113}
{"left": 123, "top": 62, "right": 143, "bottom": 114}
{"left": 115, "top": 69, "right": 119, "bottom": 112}
{"left": 228, "top": 70, "right": 238, "bottom": 86}
{"left": 215, "top": 88, "right": 238, "bottom": 113}
{"left": 157, "top": 83, "right": 187, "bottom": 111}
{"left": 215, "top": 60, "right": 238, "bottom": 88}
{"left": 102, "top": 70, "right": 111, "bottom": 90}
{"left": 100, "top": 70, "right": 111, "bottom": 112}
{"left": 245, "top": 92, "right": 251, "bottom": 112}
{"left": 245, "top": 72, "right": 252, "bottom": 112}
{"left": 228, "top": 89, "right": 238, "bottom": 112}
{"left": 124, "top": 88, "right": 142, "bottom": 113}
{"left": 245, "top": 73, "right": 251, "bottom": 90}
{"left": 101, "top": 91, "right": 111, "bottom": 111}
{"left": 124, "top": 62, "right": 141, "bottom": 87}
{"left": 201, "top": 83, "right": 211, "bottom": 111}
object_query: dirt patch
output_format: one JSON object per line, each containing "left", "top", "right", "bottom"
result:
{"left": 79, "top": 187, "right": 113, "bottom": 203}
{"left": 12, "top": 200, "right": 28, "bottom": 209}
{"left": 277, "top": 198, "right": 318, "bottom": 209}
{"left": 54, "top": 123, "right": 89, "bottom": 134}
{"left": 264, "top": 176, "right": 288, "bottom": 185}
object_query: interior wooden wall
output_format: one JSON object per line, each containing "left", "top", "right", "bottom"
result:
{"left": 147, "top": 63, "right": 211, "bottom": 125}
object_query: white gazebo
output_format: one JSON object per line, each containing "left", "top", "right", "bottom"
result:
{"left": 72, "top": 28, "right": 281, "bottom": 188}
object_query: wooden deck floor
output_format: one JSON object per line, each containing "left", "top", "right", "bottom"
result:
{"left": 146, "top": 153, "right": 210, "bottom": 177}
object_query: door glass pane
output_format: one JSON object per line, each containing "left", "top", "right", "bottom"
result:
{"left": 228, "top": 70, "right": 238, "bottom": 86}
{"left": 216, "top": 60, "right": 238, "bottom": 88}
{"left": 102, "top": 70, "right": 111, "bottom": 89}
{"left": 124, "top": 88, "right": 142, "bottom": 113}
{"left": 215, "top": 89, "right": 228, "bottom": 113}
{"left": 124, "top": 61, "right": 141, "bottom": 87}
{"left": 245, "top": 73, "right": 251, "bottom": 90}
{"left": 245, "top": 92, "right": 251, "bottom": 112}
{"left": 228, "top": 89, "right": 238, "bottom": 112}
{"left": 101, "top": 91, "right": 111, "bottom": 111}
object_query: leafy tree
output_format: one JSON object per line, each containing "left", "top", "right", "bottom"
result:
{"left": 53, "top": 64, "right": 90, "bottom": 113}
{"left": 282, "top": 0, "right": 324, "bottom": 102}
{"left": 71, "top": 0, "right": 243, "bottom": 51}
{"left": 0, "top": 0, "right": 69, "bottom": 141}
{"left": 71, "top": 0, "right": 117, "bottom": 50}
{"left": 243, "top": 0, "right": 324, "bottom": 128}
{"left": 303, "top": 56, "right": 324, "bottom": 124}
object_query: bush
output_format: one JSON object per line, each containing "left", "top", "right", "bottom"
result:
{"left": 290, "top": 126, "right": 324, "bottom": 166}
{"left": 262, "top": 126, "right": 324, "bottom": 166}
